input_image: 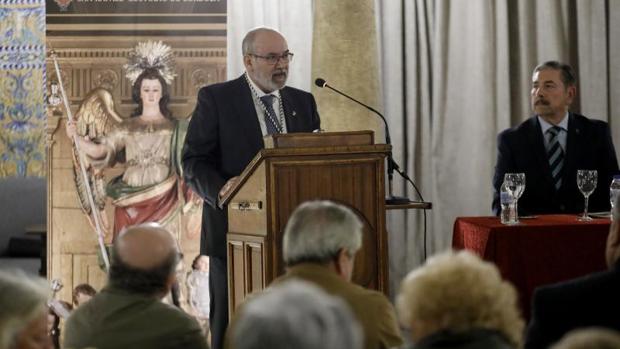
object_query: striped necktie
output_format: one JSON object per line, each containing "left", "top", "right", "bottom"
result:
{"left": 546, "top": 126, "right": 564, "bottom": 190}
{"left": 260, "top": 94, "right": 279, "bottom": 135}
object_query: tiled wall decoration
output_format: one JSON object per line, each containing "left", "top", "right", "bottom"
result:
{"left": 0, "top": 0, "right": 46, "bottom": 177}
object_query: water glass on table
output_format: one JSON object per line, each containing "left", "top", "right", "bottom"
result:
{"left": 503, "top": 173, "right": 525, "bottom": 224}
{"left": 577, "top": 169, "right": 597, "bottom": 221}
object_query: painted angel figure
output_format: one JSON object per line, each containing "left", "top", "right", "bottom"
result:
{"left": 65, "top": 42, "right": 201, "bottom": 247}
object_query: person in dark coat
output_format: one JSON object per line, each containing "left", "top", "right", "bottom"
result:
{"left": 525, "top": 195, "right": 620, "bottom": 349}
{"left": 182, "top": 27, "right": 320, "bottom": 349}
{"left": 492, "top": 61, "right": 619, "bottom": 216}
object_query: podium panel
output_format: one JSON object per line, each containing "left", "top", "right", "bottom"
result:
{"left": 223, "top": 132, "right": 389, "bottom": 313}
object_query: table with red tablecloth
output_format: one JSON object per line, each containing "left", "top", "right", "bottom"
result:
{"left": 452, "top": 214, "right": 610, "bottom": 319}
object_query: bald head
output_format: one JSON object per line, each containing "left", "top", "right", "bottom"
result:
{"left": 116, "top": 223, "right": 176, "bottom": 269}
{"left": 109, "top": 223, "right": 179, "bottom": 296}
{"left": 242, "top": 27, "right": 286, "bottom": 56}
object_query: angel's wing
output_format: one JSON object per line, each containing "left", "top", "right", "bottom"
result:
{"left": 71, "top": 88, "right": 124, "bottom": 231}
{"left": 75, "top": 88, "right": 124, "bottom": 139}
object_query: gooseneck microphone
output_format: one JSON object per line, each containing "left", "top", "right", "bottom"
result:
{"left": 315, "top": 78, "right": 418, "bottom": 205}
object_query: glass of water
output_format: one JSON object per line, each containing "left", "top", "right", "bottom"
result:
{"left": 504, "top": 173, "right": 526, "bottom": 222}
{"left": 577, "top": 169, "right": 598, "bottom": 221}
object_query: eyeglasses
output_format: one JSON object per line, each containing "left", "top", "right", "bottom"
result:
{"left": 249, "top": 52, "right": 294, "bottom": 65}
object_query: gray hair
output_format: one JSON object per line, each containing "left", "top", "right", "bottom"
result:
{"left": 533, "top": 61, "right": 577, "bottom": 87}
{"left": 233, "top": 280, "right": 363, "bottom": 349}
{"left": 283, "top": 200, "right": 363, "bottom": 266}
{"left": 241, "top": 27, "right": 281, "bottom": 56}
{"left": 551, "top": 328, "right": 620, "bottom": 349}
{"left": 0, "top": 269, "right": 49, "bottom": 349}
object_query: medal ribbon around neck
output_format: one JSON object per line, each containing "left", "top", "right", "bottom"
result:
{"left": 244, "top": 73, "right": 286, "bottom": 133}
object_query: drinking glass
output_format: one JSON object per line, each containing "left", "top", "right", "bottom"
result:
{"left": 577, "top": 169, "right": 598, "bottom": 221}
{"left": 504, "top": 173, "right": 526, "bottom": 222}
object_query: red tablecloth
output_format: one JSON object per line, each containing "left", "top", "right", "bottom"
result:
{"left": 452, "top": 214, "right": 609, "bottom": 319}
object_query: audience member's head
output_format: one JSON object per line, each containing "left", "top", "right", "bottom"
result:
{"left": 397, "top": 250, "right": 524, "bottom": 347}
{"left": 191, "top": 254, "right": 209, "bottom": 272}
{"left": 607, "top": 194, "right": 620, "bottom": 268}
{"left": 109, "top": 223, "right": 179, "bottom": 298}
{"left": 233, "top": 280, "right": 363, "bottom": 349}
{"left": 72, "top": 283, "right": 96, "bottom": 308}
{"left": 0, "top": 269, "right": 52, "bottom": 349}
{"left": 283, "top": 200, "right": 362, "bottom": 281}
{"left": 551, "top": 328, "right": 620, "bottom": 349}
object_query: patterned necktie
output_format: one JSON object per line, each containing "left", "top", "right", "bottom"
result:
{"left": 546, "top": 126, "right": 564, "bottom": 190}
{"left": 260, "top": 94, "right": 279, "bottom": 135}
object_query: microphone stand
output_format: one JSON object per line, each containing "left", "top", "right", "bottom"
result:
{"left": 318, "top": 81, "right": 411, "bottom": 205}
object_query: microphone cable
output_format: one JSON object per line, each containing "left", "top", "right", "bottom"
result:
{"left": 316, "top": 77, "right": 429, "bottom": 261}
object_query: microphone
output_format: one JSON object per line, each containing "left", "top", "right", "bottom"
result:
{"left": 315, "top": 77, "right": 413, "bottom": 205}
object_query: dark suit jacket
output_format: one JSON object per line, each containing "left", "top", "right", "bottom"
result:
{"left": 524, "top": 263, "right": 620, "bottom": 349}
{"left": 412, "top": 328, "right": 514, "bottom": 349}
{"left": 182, "top": 75, "right": 320, "bottom": 257}
{"left": 492, "top": 113, "right": 619, "bottom": 216}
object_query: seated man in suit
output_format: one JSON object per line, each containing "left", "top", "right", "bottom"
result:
{"left": 492, "top": 61, "right": 619, "bottom": 215}
{"left": 64, "top": 223, "right": 209, "bottom": 349}
{"left": 524, "top": 194, "right": 620, "bottom": 348}
{"left": 270, "top": 200, "right": 403, "bottom": 349}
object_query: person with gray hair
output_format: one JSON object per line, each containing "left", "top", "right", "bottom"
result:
{"left": 551, "top": 328, "right": 620, "bottom": 349}
{"left": 396, "top": 250, "right": 524, "bottom": 349}
{"left": 232, "top": 280, "right": 363, "bottom": 349}
{"left": 0, "top": 269, "right": 52, "bottom": 349}
{"left": 182, "top": 26, "right": 320, "bottom": 349}
{"left": 64, "top": 223, "right": 208, "bottom": 349}
{"left": 269, "top": 200, "right": 402, "bottom": 349}
{"left": 525, "top": 193, "right": 620, "bottom": 348}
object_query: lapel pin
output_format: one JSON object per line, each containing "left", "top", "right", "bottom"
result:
{"left": 292, "top": 111, "right": 297, "bottom": 117}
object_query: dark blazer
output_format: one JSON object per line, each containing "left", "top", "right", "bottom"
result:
{"left": 492, "top": 113, "right": 619, "bottom": 216}
{"left": 182, "top": 75, "right": 320, "bottom": 257}
{"left": 524, "top": 263, "right": 620, "bottom": 349}
{"left": 412, "top": 328, "right": 514, "bottom": 349}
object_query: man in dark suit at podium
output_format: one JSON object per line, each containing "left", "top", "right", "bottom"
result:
{"left": 182, "top": 27, "right": 320, "bottom": 349}
{"left": 524, "top": 195, "right": 620, "bottom": 348}
{"left": 492, "top": 61, "right": 619, "bottom": 216}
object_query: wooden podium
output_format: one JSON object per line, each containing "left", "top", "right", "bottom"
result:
{"left": 220, "top": 131, "right": 390, "bottom": 313}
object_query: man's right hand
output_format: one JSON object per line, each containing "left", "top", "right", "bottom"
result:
{"left": 219, "top": 176, "right": 239, "bottom": 200}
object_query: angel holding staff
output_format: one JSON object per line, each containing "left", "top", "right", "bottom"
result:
{"left": 64, "top": 41, "right": 201, "bottom": 246}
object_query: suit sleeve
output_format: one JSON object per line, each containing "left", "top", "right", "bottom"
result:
{"left": 525, "top": 287, "right": 562, "bottom": 349}
{"left": 182, "top": 87, "right": 226, "bottom": 208}
{"left": 600, "top": 122, "right": 620, "bottom": 192}
{"left": 309, "top": 93, "right": 321, "bottom": 131}
{"left": 492, "top": 131, "right": 513, "bottom": 215}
